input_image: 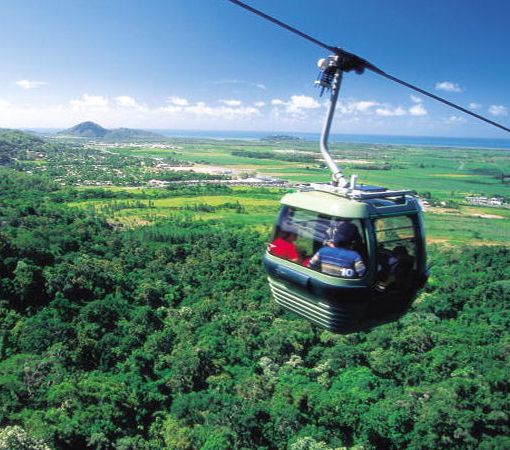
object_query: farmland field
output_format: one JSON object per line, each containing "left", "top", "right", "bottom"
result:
{"left": 110, "top": 139, "right": 510, "bottom": 197}
{"left": 67, "top": 138, "right": 510, "bottom": 246}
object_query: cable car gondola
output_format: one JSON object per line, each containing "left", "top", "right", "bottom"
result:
{"left": 264, "top": 183, "right": 428, "bottom": 333}
{"left": 264, "top": 54, "right": 428, "bottom": 333}
{"left": 228, "top": 0, "right": 510, "bottom": 333}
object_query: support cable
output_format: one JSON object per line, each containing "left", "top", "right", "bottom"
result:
{"left": 227, "top": 0, "right": 510, "bottom": 133}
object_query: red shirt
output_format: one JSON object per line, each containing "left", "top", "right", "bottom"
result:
{"left": 268, "top": 238, "right": 299, "bottom": 261}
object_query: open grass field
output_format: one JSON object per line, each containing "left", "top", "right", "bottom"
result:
{"left": 424, "top": 212, "right": 508, "bottom": 245}
{"left": 69, "top": 190, "right": 510, "bottom": 246}
{"left": 109, "top": 139, "right": 510, "bottom": 199}
{"left": 70, "top": 139, "right": 510, "bottom": 246}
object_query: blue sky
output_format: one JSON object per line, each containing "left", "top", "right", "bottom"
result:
{"left": 0, "top": 0, "right": 509, "bottom": 137}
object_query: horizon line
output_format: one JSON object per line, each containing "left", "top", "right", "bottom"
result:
{"left": 18, "top": 126, "right": 510, "bottom": 143}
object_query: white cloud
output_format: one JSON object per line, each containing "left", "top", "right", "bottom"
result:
{"left": 220, "top": 99, "right": 242, "bottom": 107}
{"left": 488, "top": 104, "right": 508, "bottom": 116}
{"left": 409, "top": 103, "right": 427, "bottom": 116}
{"left": 0, "top": 92, "right": 449, "bottom": 132}
{"left": 15, "top": 79, "right": 48, "bottom": 89}
{"left": 183, "top": 102, "right": 260, "bottom": 118}
{"left": 285, "top": 95, "right": 320, "bottom": 113}
{"left": 337, "top": 100, "right": 379, "bottom": 115}
{"left": 160, "top": 105, "right": 183, "bottom": 114}
{"left": 115, "top": 96, "right": 138, "bottom": 107}
{"left": 353, "top": 101, "right": 378, "bottom": 112}
{"left": 444, "top": 115, "right": 466, "bottom": 124}
{"left": 0, "top": 99, "right": 11, "bottom": 108}
{"left": 435, "top": 81, "right": 462, "bottom": 93}
{"left": 269, "top": 95, "right": 321, "bottom": 115}
{"left": 336, "top": 98, "right": 426, "bottom": 118}
{"left": 168, "top": 96, "right": 189, "bottom": 106}
{"left": 69, "top": 96, "right": 261, "bottom": 127}
{"left": 70, "top": 94, "right": 109, "bottom": 108}
{"left": 159, "top": 99, "right": 261, "bottom": 119}
{"left": 469, "top": 102, "right": 481, "bottom": 109}
{"left": 376, "top": 106, "right": 406, "bottom": 117}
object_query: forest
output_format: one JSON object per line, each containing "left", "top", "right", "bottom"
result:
{"left": 0, "top": 166, "right": 509, "bottom": 450}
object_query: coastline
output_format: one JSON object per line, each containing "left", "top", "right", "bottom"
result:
{"left": 24, "top": 127, "right": 510, "bottom": 150}
{"left": 151, "top": 129, "right": 510, "bottom": 151}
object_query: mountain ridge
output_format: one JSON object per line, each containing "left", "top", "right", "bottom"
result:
{"left": 58, "top": 121, "right": 165, "bottom": 141}
{"left": 0, "top": 128, "right": 50, "bottom": 165}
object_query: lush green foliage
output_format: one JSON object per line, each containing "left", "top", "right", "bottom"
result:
{"left": 231, "top": 150, "right": 318, "bottom": 164}
{"left": 1, "top": 169, "right": 509, "bottom": 449}
{"left": 0, "top": 130, "right": 56, "bottom": 165}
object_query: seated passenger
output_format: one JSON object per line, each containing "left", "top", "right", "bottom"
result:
{"left": 268, "top": 227, "right": 300, "bottom": 263}
{"left": 327, "top": 219, "right": 365, "bottom": 258}
{"left": 375, "top": 248, "right": 399, "bottom": 292}
{"left": 308, "top": 222, "right": 366, "bottom": 278}
{"left": 393, "top": 245, "right": 414, "bottom": 271}
{"left": 376, "top": 245, "right": 415, "bottom": 292}
{"left": 392, "top": 245, "right": 415, "bottom": 289}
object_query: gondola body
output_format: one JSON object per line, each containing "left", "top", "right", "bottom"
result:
{"left": 227, "top": 0, "right": 508, "bottom": 332}
{"left": 223, "top": 0, "right": 510, "bottom": 334}
{"left": 263, "top": 184, "right": 428, "bottom": 333}
{"left": 257, "top": 47, "right": 431, "bottom": 333}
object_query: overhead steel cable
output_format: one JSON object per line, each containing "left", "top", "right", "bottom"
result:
{"left": 227, "top": 0, "right": 510, "bottom": 133}
{"left": 227, "top": 0, "right": 336, "bottom": 53}
{"left": 369, "top": 67, "right": 510, "bottom": 133}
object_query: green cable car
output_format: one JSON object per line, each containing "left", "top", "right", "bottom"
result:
{"left": 228, "top": 0, "right": 508, "bottom": 333}
{"left": 263, "top": 55, "right": 429, "bottom": 333}
{"left": 264, "top": 185, "right": 428, "bottom": 333}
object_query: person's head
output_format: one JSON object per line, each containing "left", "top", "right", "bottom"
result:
{"left": 393, "top": 245, "right": 409, "bottom": 256}
{"left": 280, "top": 225, "right": 298, "bottom": 242}
{"left": 328, "top": 222, "right": 358, "bottom": 247}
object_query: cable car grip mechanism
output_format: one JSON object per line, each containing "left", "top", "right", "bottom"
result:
{"left": 316, "top": 54, "right": 365, "bottom": 190}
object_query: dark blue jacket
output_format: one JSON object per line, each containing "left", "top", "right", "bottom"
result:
{"left": 309, "top": 246, "right": 366, "bottom": 278}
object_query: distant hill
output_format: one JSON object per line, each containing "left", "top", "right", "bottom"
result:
{"left": 0, "top": 129, "right": 49, "bottom": 165}
{"left": 59, "top": 121, "right": 108, "bottom": 138}
{"left": 104, "top": 127, "right": 164, "bottom": 141}
{"left": 58, "top": 121, "right": 165, "bottom": 141}
{"left": 260, "top": 134, "right": 302, "bottom": 142}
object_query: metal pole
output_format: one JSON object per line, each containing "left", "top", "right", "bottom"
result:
{"left": 320, "top": 68, "right": 348, "bottom": 187}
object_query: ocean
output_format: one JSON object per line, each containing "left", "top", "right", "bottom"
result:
{"left": 29, "top": 127, "right": 510, "bottom": 150}
{"left": 153, "top": 129, "right": 510, "bottom": 150}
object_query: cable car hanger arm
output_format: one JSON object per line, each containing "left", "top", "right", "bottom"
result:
{"left": 227, "top": 0, "right": 510, "bottom": 133}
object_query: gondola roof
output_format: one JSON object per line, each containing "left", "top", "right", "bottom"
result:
{"left": 281, "top": 185, "right": 422, "bottom": 219}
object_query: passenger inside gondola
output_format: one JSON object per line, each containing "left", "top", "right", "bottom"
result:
{"left": 268, "top": 226, "right": 300, "bottom": 263}
{"left": 375, "top": 216, "right": 418, "bottom": 292}
{"left": 268, "top": 206, "right": 368, "bottom": 279}
{"left": 391, "top": 245, "right": 415, "bottom": 290}
{"left": 308, "top": 221, "right": 366, "bottom": 278}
